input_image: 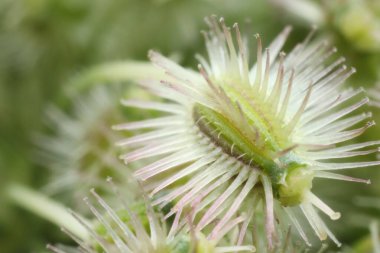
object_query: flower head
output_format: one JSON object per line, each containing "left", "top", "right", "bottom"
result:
{"left": 36, "top": 86, "right": 134, "bottom": 206}
{"left": 115, "top": 16, "right": 380, "bottom": 247}
{"left": 47, "top": 179, "right": 254, "bottom": 253}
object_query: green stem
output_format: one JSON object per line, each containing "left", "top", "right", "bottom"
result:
{"left": 371, "top": 221, "right": 380, "bottom": 253}
{"left": 6, "top": 183, "right": 90, "bottom": 241}
{"left": 65, "top": 61, "right": 165, "bottom": 96}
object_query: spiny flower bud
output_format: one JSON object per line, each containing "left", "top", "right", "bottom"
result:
{"left": 36, "top": 86, "right": 134, "bottom": 207}
{"left": 47, "top": 179, "right": 255, "bottom": 253}
{"left": 115, "top": 16, "right": 379, "bottom": 248}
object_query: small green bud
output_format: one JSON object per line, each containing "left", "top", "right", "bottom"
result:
{"left": 278, "top": 165, "right": 314, "bottom": 206}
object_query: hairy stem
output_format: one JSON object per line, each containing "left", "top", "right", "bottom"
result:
{"left": 6, "top": 183, "right": 90, "bottom": 241}
{"left": 65, "top": 61, "right": 166, "bottom": 95}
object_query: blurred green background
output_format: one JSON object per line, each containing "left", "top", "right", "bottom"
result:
{"left": 1, "top": 0, "right": 380, "bottom": 252}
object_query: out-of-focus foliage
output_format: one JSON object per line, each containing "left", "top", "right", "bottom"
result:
{"left": 271, "top": 0, "right": 380, "bottom": 85}
{"left": 330, "top": 0, "right": 380, "bottom": 53}
{"left": 1, "top": 0, "right": 380, "bottom": 252}
{"left": 325, "top": 0, "right": 380, "bottom": 87}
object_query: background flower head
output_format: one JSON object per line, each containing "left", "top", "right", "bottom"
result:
{"left": 47, "top": 179, "right": 255, "bottom": 253}
{"left": 35, "top": 85, "right": 135, "bottom": 209}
